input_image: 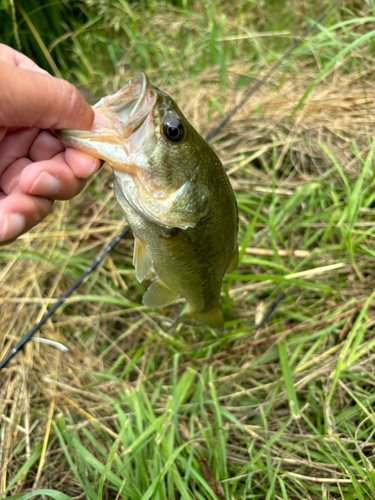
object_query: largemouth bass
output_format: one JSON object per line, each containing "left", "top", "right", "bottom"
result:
{"left": 58, "top": 72, "right": 238, "bottom": 328}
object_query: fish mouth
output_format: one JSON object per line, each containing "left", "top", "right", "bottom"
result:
{"left": 94, "top": 71, "right": 155, "bottom": 139}
{"left": 57, "top": 72, "right": 200, "bottom": 229}
{"left": 57, "top": 72, "right": 156, "bottom": 168}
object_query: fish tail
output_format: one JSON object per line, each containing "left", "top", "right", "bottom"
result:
{"left": 189, "top": 306, "right": 224, "bottom": 329}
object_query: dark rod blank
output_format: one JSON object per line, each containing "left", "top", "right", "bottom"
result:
{"left": 0, "top": 225, "right": 130, "bottom": 369}
{"left": 205, "top": 0, "right": 341, "bottom": 143}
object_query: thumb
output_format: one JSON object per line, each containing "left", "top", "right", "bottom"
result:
{"left": 0, "top": 61, "right": 94, "bottom": 130}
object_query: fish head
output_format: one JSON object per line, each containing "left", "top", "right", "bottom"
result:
{"left": 58, "top": 72, "right": 211, "bottom": 229}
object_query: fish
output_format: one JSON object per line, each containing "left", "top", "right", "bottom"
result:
{"left": 58, "top": 72, "right": 238, "bottom": 328}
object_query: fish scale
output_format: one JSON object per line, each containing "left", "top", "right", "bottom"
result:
{"left": 58, "top": 72, "right": 238, "bottom": 328}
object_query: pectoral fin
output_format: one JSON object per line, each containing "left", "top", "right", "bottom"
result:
{"left": 226, "top": 247, "right": 239, "bottom": 273}
{"left": 114, "top": 171, "right": 209, "bottom": 230}
{"left": 143, "top": 277, "right": 180, "bottom": 308}
{"left": 133, "top": 236, "right": 152, "bottom": 282}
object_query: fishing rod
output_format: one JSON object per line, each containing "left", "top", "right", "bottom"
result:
{"left": 0, "top": 0, "right": 341, "bottom": 370}
{"left": 0, "top": 227, "right": 130, "bottom": 369}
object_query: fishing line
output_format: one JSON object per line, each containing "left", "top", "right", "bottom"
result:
{"left": 255, "top": 292, "right": 286, "bottom": 329}
{"left": 205, "top": 0, "right": 341, "bottom": 143}
{"left": 0, "top": 0, "right": 340, "bottom": 369}
{"left": 0, "top": 226, "right": 130, "bottom": 370}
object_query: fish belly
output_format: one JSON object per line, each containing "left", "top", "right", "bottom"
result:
{"left": 116, "top": 192, "right": 229, "bottom": 310}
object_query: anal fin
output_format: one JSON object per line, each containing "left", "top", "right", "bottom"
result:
{"left": 143, "top": 278, "right": 180, "bottom": 308}
{"left": 133, "top": 236, "right": 152, "bottom": 282}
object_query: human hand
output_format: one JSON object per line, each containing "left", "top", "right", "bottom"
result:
{"left": 0, "top": 44, "right": 102, "bottom": 244}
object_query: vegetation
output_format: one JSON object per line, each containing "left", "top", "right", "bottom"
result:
{"left": 2, "top": 0, "right": 375, "bottom": 499}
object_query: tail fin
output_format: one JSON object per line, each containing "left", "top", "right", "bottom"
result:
{"left": 189, "top": 306, "right": 224, "bottom": 329}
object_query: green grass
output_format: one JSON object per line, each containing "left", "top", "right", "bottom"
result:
{"left": 2, "top": 0, "right": 375, "bottom": 499}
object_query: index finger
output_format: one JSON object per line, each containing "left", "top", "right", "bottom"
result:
{"left": 0, "top": 43, "right": 48, "bottom": 74}
{"left": 0, "top": 62, "right": 94, "bottom": 131}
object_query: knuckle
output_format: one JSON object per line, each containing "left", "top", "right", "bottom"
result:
{"left": 64, "top": 83, "right": 81, "bottom": 117}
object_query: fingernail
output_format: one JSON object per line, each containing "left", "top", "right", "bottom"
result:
{"left": 82, "top": 157, "right": 102, "bottom": 179}
{"left": 0, "top": 214, "right": 26, "bottom": 242}
{"left": 29, "top": 172, "right": 60, "bottom": 196}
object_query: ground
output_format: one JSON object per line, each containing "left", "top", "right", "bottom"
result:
{"left": 1, "top": 1, "right": 375, "bottom": 499}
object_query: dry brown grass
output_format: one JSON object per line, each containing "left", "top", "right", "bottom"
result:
{"left": 2, "top": 64, "right": 375, "bottom": 498}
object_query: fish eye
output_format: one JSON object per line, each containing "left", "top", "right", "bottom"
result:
{"left": 163, "top": 118, "right": 185, "bottom": 143}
